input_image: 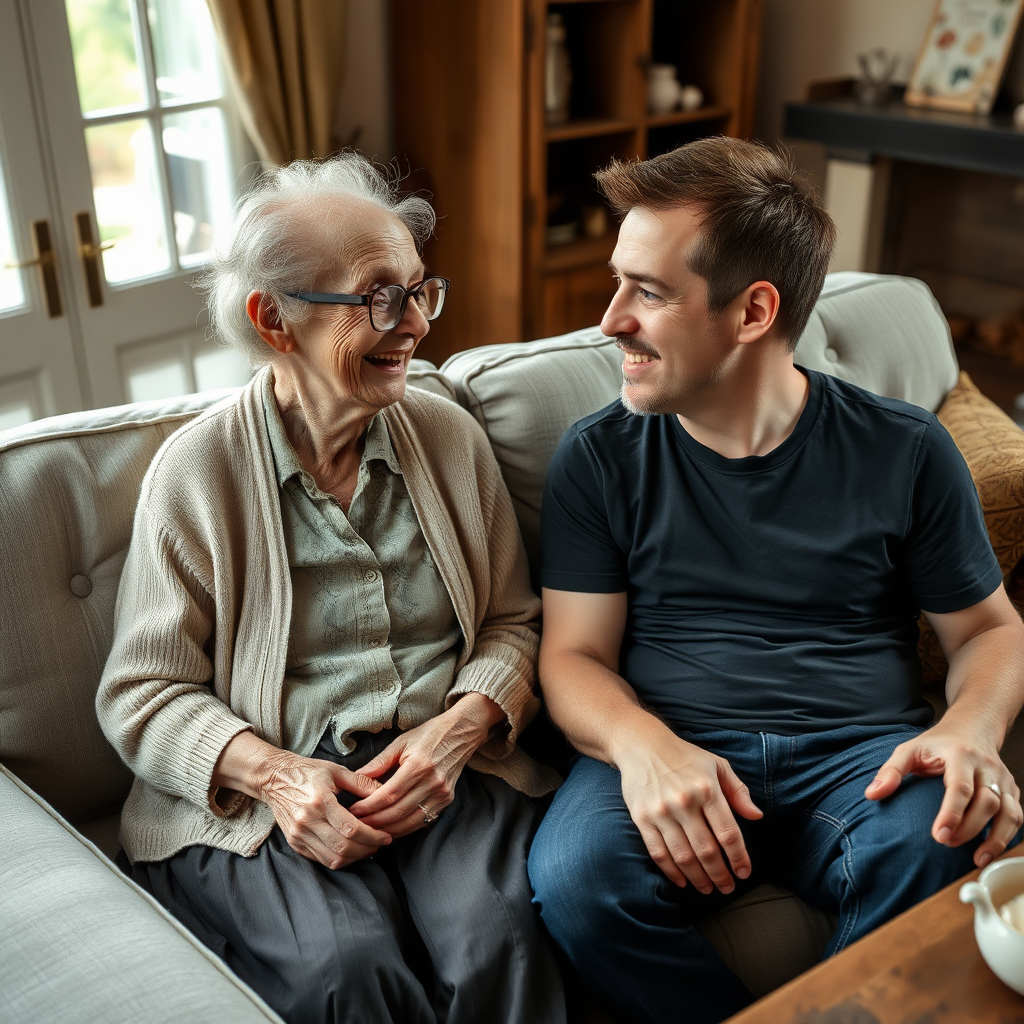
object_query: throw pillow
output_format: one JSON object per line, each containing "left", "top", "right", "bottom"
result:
{"left": 918, "top": 371, "right": 1024, "bottom": 685}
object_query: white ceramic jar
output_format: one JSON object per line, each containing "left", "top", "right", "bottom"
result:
{"left": 545, "top": 13, "right": 571, "bottom": 125}
{"left": 647, "top": 64, "right": 681, "bottom": 114}
{"left": 679, "top": 84, "right": 704, "bottom": 112}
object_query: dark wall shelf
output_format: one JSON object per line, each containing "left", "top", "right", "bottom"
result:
{"left": 783, "top": 88, "right": 1024, "bottom": 177}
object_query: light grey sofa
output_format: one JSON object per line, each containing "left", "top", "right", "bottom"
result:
{"left": 2, "top": 273, "right": 1021, "bottom": 1021}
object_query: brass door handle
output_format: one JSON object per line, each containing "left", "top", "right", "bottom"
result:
{"left": 4, "top": 250, "right": 55, "bottom": 269}
{"left": 74, "top": 211, "right": 108, "bottom": 307}
{"left": 78, "top": 240, "right": 114, "bottom": 259}
{"left": 3, "top": 220, "right": 62, "bottom": 318}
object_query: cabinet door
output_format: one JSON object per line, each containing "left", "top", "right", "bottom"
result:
{"left": 391, "top": 0, "right": 525, "bottom": 363}
{"left": 542, "top": 264, "right": 616, "bottom": 338}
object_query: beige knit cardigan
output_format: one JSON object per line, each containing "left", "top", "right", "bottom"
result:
{"left": 97, "top": 369, "right": 558, "bottom": 863}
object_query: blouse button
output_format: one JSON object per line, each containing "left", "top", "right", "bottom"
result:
{"left": 369, "top": 638, "right": 382, "bottom": 648}
{"left": 363, "top": 568, "right": 378, "bottom": 582}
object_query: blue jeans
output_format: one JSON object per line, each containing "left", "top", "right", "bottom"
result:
{"left": 528, "top": 724, "right": 996, "bottom": 1024}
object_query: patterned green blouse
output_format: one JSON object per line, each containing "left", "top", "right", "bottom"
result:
{"left": 261, "top": 375, "right": 462, "bottom": 756}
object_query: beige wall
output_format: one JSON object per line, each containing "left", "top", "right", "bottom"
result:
{"left": 757, "top": 0, "right": 936, "bottom": 142}
{"left": 756, "top": 0, "right": 935, "bottom": 182}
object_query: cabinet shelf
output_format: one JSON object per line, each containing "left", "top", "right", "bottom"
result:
{"left": 545, "top": 118, "right": 638, "bottom": 142}
{"left": 543, "top": 231, "right": 618, "bottom": 273}
{"left": 644, "top": 105, "right": 731, "bottom": 129}
{"left": 391, "top": 0, "right": 763, "bottom": 361}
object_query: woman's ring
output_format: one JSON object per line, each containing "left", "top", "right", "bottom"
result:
{"left": 418, "top": 802, "right": 439, "bottom": 824}
{"left": 986, "top": 782, "right": 1002, "bottom": 798}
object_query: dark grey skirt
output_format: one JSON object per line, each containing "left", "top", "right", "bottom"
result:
{"left": 121, "top": 727, "right": 565, "bottom": 1024}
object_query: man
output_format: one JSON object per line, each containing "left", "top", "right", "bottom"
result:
{"left": 527, "top": 137, "right": 1024, "bottom": 1024}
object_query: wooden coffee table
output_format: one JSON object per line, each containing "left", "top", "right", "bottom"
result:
{"left": 727, "top": 851, "right": 1024, "bottom": 1024}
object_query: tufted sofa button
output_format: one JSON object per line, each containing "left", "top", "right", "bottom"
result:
{"left": 70, "top": 574, "right": 92, "bottom": 598}
{"left": 824, "top": 347, "right": 839, "bottom": 363}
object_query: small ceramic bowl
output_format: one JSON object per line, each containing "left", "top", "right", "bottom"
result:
{"left": 960, "top": 855, "right": 1024, "bottom": 995}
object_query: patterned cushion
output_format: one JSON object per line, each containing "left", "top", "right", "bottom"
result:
{"left": 918, "top": 372, "right": 1024, "bottom": 686}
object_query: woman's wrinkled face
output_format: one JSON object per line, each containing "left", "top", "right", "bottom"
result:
{"left": 286, "top": 201, "right": 430, "bottom": 412}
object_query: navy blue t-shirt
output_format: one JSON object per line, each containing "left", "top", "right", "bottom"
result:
{"left": 540, "top": 369, "right": 1003, "bottom": 734}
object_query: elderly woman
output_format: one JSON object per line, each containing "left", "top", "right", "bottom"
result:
{"left": 97, "top": 154, "right": 564, "bottom": 1024}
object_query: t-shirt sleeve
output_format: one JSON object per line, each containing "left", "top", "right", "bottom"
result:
{"left": 540, "top": 426, "right": 627, "bottom": 593}
{"left": 904, "top": 416, "right": 1003, "bottom": 614}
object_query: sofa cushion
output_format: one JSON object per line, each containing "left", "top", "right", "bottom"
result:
{"left": 0, "top": 390, "right": 234, "bottom": 823}
{"left": 407, "top": 359, "right": 459, "bottom": 401}
{"left": 0, "top": 357, "right": 449, "bottom": 827}
{"left": 0, "top": 764, "right": 283, "bottom": 1024}
{"left": 794, "top": 272, "right": 958, "bottom": 415}
{"left": 441, "top": 327, "right": 621, "bottom": 575}
{"left": 441, "top": 273, "right": 961, "bottom": 577}
{"left": 697, "top": 883, "right": 836, "bottom": 999}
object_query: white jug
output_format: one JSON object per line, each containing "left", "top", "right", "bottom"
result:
{"left": 960, "top": 856, "right": 1024, "bottom": 995}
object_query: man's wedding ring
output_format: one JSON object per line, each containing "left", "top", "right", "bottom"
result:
{"left": 418, "top": 802, "right": 439, "bottom": 824}
{"left": 986, "top": 782, "right": 1002, "bottom": 798}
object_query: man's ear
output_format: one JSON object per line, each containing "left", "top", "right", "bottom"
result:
{"left": 246, "top": 291, "right": 295, "bottom": 354}
{"left": 735, "top": 281, "right": 781, "bottom": 345}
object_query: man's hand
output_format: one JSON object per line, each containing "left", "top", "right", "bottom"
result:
{"left": 865, "top": 723, "right": 1022, "bottom": 867}
{"left": 349, "top": 693, "right": 505, "bottom": 837}
{"left": 873, "top": 588, "right": 1024, "bottom": 868}
{"left": 540, "top": 589, "right": 762, "bottom": 893}
{"left": 617, "top": 725, "right": 763, "bottom": 893}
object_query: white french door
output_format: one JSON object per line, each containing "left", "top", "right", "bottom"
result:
{"left": 0, "top": 0, "right": 254, "bottom": 423}
{"left": 0, "top": 1, "right": 84, "bottom": 424}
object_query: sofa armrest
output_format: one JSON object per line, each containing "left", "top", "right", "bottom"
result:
{"left": 0, "top": 764, "right": 284, "bottom": 1024}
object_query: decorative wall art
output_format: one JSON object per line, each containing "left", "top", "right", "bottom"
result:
{"left": 905, "top": 0, "right": 1024, "bottom": 114}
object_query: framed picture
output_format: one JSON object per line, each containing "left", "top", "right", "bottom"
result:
{"left": 905, "top": 0, "right": 1024, "bottom": 114}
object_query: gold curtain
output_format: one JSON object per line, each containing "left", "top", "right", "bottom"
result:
{"left": 205, "top": 0, "right": 347, "bottom": 165}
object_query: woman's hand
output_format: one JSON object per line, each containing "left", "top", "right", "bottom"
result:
{"left": 348, "top": 693, "right": 505, "bottom": 837}
{"left": 213, "top": 732, "right": 393, "bottom": 870}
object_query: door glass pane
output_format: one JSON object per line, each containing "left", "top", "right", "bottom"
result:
{"left": 163, "top": 107, "right": 231, "bottom": 264}
{"left": 125, "top": 358, "right": 189, "bottom": 402}
{"left": 0, "top": 400, "right": 34, "bottom": 431}
{"left": 66, "top": 0, "right": 145, "bottom": 114}
{"left": 120, "top": 336, "right": 250, "bottom": 402}
{"left": 147, "top": 0, "right": 223, "bottom": 105}
{"left": 121, "top": 338, "right": 191, "bottom": 401}
{"left": 85, "top": 118, "right": 170, "bottom": 282}
{"left": 193, "top": 345, "right": 251, "bottom": 391}
{"left": 0, "top": 158, "right": 25, "bottom": 314}
{"left": 0, "top": 375, "right": 42, "bottom": 430}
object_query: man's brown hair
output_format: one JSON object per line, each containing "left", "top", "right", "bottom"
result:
{"left": 595, "top": 137, "right": 835, "bottom": 348}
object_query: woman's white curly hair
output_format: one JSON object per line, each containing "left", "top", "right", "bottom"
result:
{"left": 200, "top": 153, "right": 435, "bottom": 367}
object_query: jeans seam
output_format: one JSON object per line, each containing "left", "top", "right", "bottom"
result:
{"left": 809, "top": 809, "right": 860, "bottom": 952}
{"left": 760, "top": 734, "right": 773, "bottom": 816}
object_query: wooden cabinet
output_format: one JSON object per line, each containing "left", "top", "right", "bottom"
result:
{"left": 391, "top": 0, "right": 762, "bottom": 365}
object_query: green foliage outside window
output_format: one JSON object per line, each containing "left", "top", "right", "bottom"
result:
{"left": 65, "top": 0, "right": 142, "bottom": 114}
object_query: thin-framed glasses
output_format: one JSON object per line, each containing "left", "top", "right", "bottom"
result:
{"left": 286, "top": 276, "right": 450, "bottom": 332}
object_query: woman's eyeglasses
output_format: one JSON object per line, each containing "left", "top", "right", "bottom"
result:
{"left": 286, "top": 277, "right": 450, "bottom": 332}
